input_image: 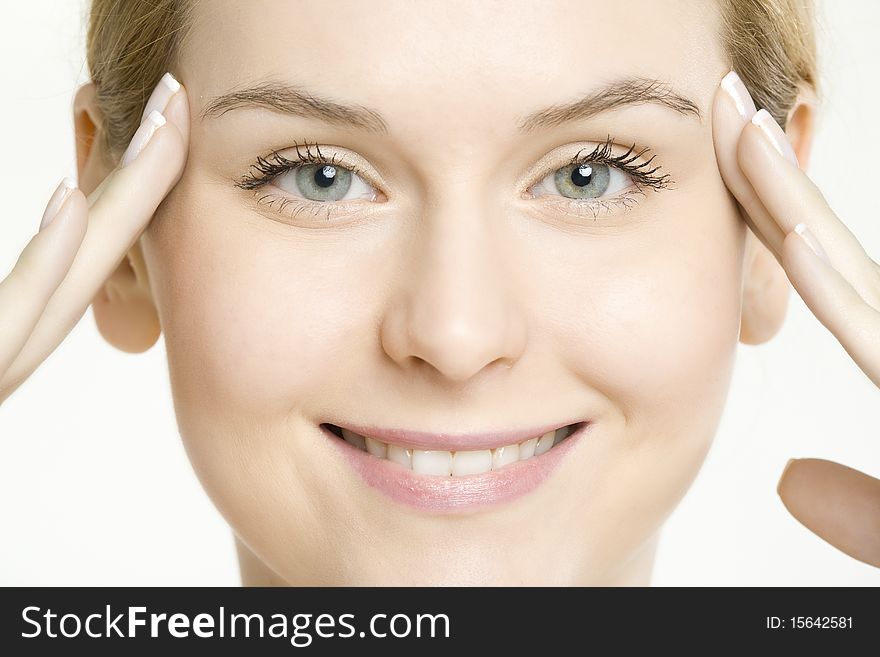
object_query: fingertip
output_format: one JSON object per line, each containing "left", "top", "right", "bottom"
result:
{"left": 40, "top": 184, "right": 87, "bottom": 237}
{"left": 64, "top": 188, "right": 90, "bottom": 239}
{"left": 119, "top": 112, "right": 188, "bottom": 190}
{"left": 735, "top": 120, "right": 762, "bottom": 170}
{"left": 163, "top": 83, "right": 190, "bottom": 150}
{"left": 777, "top": 458, "right": 880, "bottom": 568}
{"left": 776, "top": 458, "right": 797, "bottom": 496}
{"left": 719, "top": 70, "right": 758, "bottom": 122}
{"left": 712, "top": 76, "right": 751, "bottom": 183}
{"left": 25, "top": 189, "right": 89, "bottom": 284}
{"left": 737, "top": 119, "right": 801, "bottom": 188}
{"left": 780, "top": 223, "right": 805, "bottom": 270}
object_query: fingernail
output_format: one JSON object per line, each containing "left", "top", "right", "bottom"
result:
{"left": 121, "top": 109, "right": 166, "bottom": 168}
{"left": 39, "top": 176, "right": 77, "bottom": 231}
{"left": 752, "top": 108, "right": 799, "bottom": 166}
{"left": 777, "top": 458, "right": 797, "bottom": 495}
{"left": 793, "top": 223, "right": 832, "bottom": 266}
{"left": 720, "top": 70, "right": 757, "bottom": 121}
{"left": 141, "top": 72, "right": 181, "bottom": 123}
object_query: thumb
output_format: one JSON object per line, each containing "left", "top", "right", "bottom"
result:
{"left": 777, "top": 457, "right": 880, "bottom": 568}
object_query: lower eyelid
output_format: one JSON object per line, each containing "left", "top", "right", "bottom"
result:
{"left": 540, "top": 185, "right": 649, "bottom": 218}
{"left": 247, "top": 188, "right": 385, "bottom": 225}
{"left": 251, "top": 188, "right": 643, "bottom": 223}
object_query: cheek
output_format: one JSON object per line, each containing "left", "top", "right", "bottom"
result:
{"left": 141, "top": 192, "right": 360, "bottom": 420}
{"left": 523, "top": 191, "right": 747, "bottom": 572}
{"left": 545, "top": 191, "right": 746, "bottom": 430}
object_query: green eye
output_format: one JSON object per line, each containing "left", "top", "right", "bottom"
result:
{"left": 553, "top": 162, "right": 612, "bottom": 199}
{"left": 289, "top": 164, "right": 353, "bottom": 201}
{"left": 526, "top": 139, "right": 672, "bottom": 216}
{"left": 270, "top": 161, "right": 375, "bottom": 204}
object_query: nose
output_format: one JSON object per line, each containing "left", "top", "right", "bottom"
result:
{"left": 379, "top": 195, "right": 528, "bottom": 384}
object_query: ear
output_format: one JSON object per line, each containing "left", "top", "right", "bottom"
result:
{"left": 739, "top": 83, "right": 818, "bottom": 345}
{"left": 784, "top": 81, "right": 818, "bottom": 171}
{"left": 739, "top": 234, "right": 791, "bottom": 344}
{"left": 74, "top": 82, "right": 161, "bottom": 353}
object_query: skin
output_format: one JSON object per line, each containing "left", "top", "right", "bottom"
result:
{"left": 1, "top": 0, "right": 877, "bottom": 583}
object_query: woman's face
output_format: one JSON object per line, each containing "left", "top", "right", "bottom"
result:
{"left": 139, "top": 0, "right": 753, "bottom": 584}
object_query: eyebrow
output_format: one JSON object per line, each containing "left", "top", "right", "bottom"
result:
{"left": 199, "top": 80, "right": 390, "bottom": 134}
{"left": 518, "top": 76, "right": 702, "bottom": 132}
{"left": 199, "top": 75, "right": 701, "bottom": 134}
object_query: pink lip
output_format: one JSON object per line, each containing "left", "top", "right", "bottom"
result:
{"left": 326, "top": 419, "right": 582, "bottom": 451}
{"left": 319, "top": 421, "right": 590, "bottom": 513}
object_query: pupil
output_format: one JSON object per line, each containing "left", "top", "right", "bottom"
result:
{"left": 314, "top": 165, "right": 336, "bottom": 188}
{"left": 571, "top": 164, "right": 593, "bottom": 187}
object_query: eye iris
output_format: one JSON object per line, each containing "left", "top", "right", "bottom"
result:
{"left": 554, "top": 161, "right": 610, "bottom": 199}
{"left": 294, "top": 163, "right": 352, "bottom": 201}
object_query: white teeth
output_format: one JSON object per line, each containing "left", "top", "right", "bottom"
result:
{"left": 534, "top": 430, "right": 555, "bottom": 456}
{"left": 519, "top": 437, "right": 537, "bottom": 460}
{"left": 365, "top": 435, "right": 387, "bottom": 458}
{"left": 334, "top": 423, "right": 576, "bottom": 476}
{"left": 341, "top": 428, "right": 366, "bottom": 451}
{"left": 451, "top": 449, "right": 493, "bottom": 476}
{"left": 412, "top": 449, "right": 453, "bottom": 476}
{"left": 387, "top": 444, "right": 412, "bottom": 468}
{"left": 492, "top": 443, "right": 519, "bottom": 470}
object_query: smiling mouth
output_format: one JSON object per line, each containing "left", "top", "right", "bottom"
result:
{"left": 321, "top": 422, "right": 583, "bottom": 477}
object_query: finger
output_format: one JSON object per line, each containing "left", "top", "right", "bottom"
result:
{"left": 151, "top": 74, "right": 190, "bottom": 158}
{"left": 712, "top": 71, "right": 786, "bottom": 260}
{"left": 737, "top": 111, "right": 880, "bottom": 312}
{"left": 0, "top": 79, "right": 189, "bottom": 392}
{"left": 716, "top": 71, "right": 880, "bottom": 384}
{"left": 777, "top": 458, "right": 880, "bottom": 568}
{"left": 0, "top": 181, "right": 87, "bottom": 382}
{"left": 782, "top": 227, "right": 880, "bottom": 386}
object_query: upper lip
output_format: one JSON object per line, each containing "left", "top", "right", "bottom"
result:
{"left": 326, "top": 419, "right": 586, "bottom": 451}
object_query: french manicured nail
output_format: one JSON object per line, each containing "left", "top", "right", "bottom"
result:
{"left": 121, "top": 110, "right": 166, "bottom": 168}
{"left": 752, "top": 108, "right": 799, "bottom": 166}
{"left": 39, "top": 176, "right": 77, "bottom": 231}
{"left": 720, "top": 70, "right": 757, "bottom": 121}
{"left": 793, "top": 223, "right": 832, "bottom": 266}
{"left": 141, "top": 72, "right": 181, "bottom": 123}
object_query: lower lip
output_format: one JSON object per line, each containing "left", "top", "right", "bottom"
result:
{"left": 319, "top": 422, "right": 590, "bottom": 513}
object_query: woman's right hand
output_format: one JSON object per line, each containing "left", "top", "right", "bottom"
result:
{"left": 0, "top": 73, "right": 189, "bottom": 405}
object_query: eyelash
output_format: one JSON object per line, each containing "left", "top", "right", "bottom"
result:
{"left": 235, "top": 136, "right": 672, "bottom": 223}
{"left": 235, "top": 142, "right": 369, "bottom": 222}
{"left": 546, "top": 135, "right": 672, "bottom": 220}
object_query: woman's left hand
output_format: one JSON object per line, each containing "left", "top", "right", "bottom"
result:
{"left": 713, "top": 71, "right": 880, "bottom": 569}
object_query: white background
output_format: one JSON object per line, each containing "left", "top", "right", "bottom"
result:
{"left": 0, "top": 0, "right": 877, "bottom": 585}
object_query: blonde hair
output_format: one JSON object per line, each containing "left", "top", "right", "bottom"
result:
{"left": 719, "top": 0, "right": 819, "bottom": 126}
{"left": 85, "top": 0, "right": 818, "bottom": 163}
{"left": 86, "top": 0, "right": 194, "bottom": 166}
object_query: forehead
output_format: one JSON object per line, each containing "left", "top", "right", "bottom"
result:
{"left": 182, "top": 0, "right": 725, "bottom": 130}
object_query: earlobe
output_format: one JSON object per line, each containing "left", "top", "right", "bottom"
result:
{"left": 739, "top": 233, "right": 791, "bottom": 345}
{"left": 74, "top": 81, "right": 162, "bottom": 353}
{"left": 90, "top": 242, "right": 162, "bottom": 353}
